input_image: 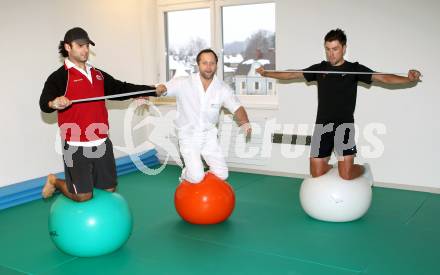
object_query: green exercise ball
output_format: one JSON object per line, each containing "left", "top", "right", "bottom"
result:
{"left": 48, "top": 189, "right": 132, "bottom": 257}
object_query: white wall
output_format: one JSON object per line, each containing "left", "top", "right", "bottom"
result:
{"left": 1, "top": 0, "right": 438, "bottom": 191}
{"left": 0, "top": 0, "right": 158, "bottom": 187}
{"left": 154, "top": 0, "right": 439, "bottom": 190}
{"left": 260, "top": 0, "right": 439, "bottom": 189}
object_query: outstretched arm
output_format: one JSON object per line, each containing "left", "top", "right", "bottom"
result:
{"left": 155, "top": 76, "right": 184, "bottom": 97}
{"left": 100, "top": 70, "right": 159, "bottom": 99}
{"left": 256, "top": 66, "right": 304, "bottom": 80}
{"left": 372, "top": 69, "right": 421, "bottom": 84}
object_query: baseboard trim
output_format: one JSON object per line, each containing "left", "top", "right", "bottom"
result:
{"left": 0, "top": 149, "right": 159, "bottom": 210}
{"left": 229, "top": 166, "right": 440, "bottom": 194}
{"left": 161, "top": 159, "right": 440, "bottom": 194}
{"left": 372, "top": 181, "right": 440, "bottom": 194}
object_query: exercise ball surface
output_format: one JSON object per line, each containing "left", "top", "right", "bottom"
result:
{"left": 48, "top": 189, "right": 132, "bottom": 257}
{"left": 299, "top": 167, "right": 373, "bottom": 222}
{"left": 175, "top": 172, "right": 235, "bottom": 224}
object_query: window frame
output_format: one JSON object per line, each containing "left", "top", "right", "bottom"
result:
{"left": 156, "top": 0, "right": 278, "bottom": 109}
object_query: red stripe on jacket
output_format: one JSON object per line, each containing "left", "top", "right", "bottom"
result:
{"left": 58, "top": 67, "right": 109, "bottom": 142}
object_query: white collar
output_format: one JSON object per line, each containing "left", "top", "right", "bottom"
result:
{"left": 64, "top": 58, "right": 93, "bottom": 71}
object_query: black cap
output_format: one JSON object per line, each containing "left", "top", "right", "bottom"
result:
{"left": 63, "top": 27, "right": 95, "bottom": 46}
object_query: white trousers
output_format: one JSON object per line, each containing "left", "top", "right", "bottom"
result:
{"left": 178, "top": 128, "right": 228, "bottom": 183}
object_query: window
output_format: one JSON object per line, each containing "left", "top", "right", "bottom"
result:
{"left": 165, "top": 8, "right": 211, "bottom": 80}
{"left": 222, "top": 3, "right": 276, "bottom": 95}
{"left": 159, "top": 1, "right": 277, "bottom": 107}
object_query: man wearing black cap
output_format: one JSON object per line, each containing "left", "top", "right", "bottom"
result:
{"left": 39, "top": 27, "right": 165, "bottom": 202}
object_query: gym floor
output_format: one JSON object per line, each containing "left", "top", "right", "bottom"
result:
{"left": 0, "top": 165, "right": 438, "bottom": 275}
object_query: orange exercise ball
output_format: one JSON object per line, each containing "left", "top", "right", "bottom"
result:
{"left": 174, "top": 172, "right": 235, "bottom": 224}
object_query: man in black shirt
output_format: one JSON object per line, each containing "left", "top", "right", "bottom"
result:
{"left": 257, "top": 29, "right": 421, "bottom": 180}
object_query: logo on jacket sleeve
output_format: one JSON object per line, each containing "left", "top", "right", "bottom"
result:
{"left": 96, "top": 74, "right": 103, "bottom": 81}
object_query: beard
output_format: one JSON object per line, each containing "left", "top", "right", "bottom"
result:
{"left": 71, "top": 52, "right": 88, "bottom": 63}
{"left": 79, "top": 54, "right": 88, "bottom": 62}
{"left": 327, "top": 56, "right": 344, "bottom": 66}
{"left": 200, "top": 70, "right": 215, "bottom": 80}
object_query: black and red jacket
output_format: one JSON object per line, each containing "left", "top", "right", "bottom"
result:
{"left": 40, "top": 64, "right": 156, "bottom": 142}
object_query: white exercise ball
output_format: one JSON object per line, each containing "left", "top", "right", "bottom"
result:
{"left": 299, "top": 167, "right": 373, "bottom": 222}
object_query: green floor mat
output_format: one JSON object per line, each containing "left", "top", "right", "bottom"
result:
{"left": 0, "top": 166, "right": 438, "bottom": 275}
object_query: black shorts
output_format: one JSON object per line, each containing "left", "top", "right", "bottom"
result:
{"left": 310, "top": 122, "right": 357, "bottom": 158}
{"left": 62, "top": 138, "right": 117, "bottom": 194}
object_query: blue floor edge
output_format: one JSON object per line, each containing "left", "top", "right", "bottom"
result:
{"left": 0, "top": 149, "right": 159, "bottom": 210}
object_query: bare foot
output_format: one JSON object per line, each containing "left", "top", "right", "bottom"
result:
{"left": 42, "top": 174, "right": 57, "bottom": 198}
